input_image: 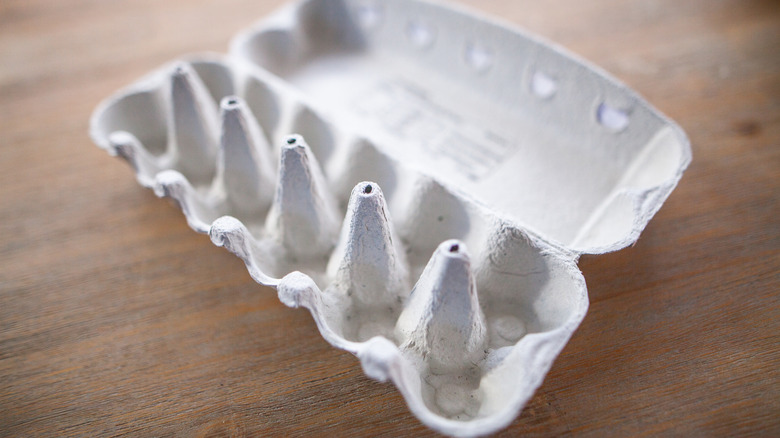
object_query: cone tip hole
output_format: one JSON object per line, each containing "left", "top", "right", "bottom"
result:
{"left": 449, "top": 243, "right": 459, "bottom": 253}
{"left": 363, "top": 184, "right": 373, "bottom": 194}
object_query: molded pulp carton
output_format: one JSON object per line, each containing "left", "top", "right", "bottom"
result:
{"left": 90, "top": 1, "right": 691, "bottom": 435}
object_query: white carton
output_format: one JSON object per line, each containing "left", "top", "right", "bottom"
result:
{"left": 90, "top": 0, "right": 691, "bottom": 435}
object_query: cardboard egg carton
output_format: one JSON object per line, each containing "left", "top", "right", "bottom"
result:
{"left": 90, "top": 0, "right": 691, "bottom": 435}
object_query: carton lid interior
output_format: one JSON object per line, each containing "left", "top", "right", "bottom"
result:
{"left": 232, "top": 0, "right": 691, "bottom": 254}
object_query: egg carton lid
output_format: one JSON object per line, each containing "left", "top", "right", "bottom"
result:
{"left": 229, "top": 0, "right": 691, "bottom": 255}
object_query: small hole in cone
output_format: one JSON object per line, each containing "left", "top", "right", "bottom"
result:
{"left": 226, "top": 98, "right": 238, "bottom": 106}
{"left": 286, "top": 137, "right": 296, "bottom": 145}
{"left": 363, "top": 184, "right": 373, "bottom": 194}
{"left": 449, "top": 244, "right": 459, "bottom": 253}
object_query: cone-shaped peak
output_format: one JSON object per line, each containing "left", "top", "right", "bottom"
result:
{"left": 167, "top": 63, "right": 219, "bottom": 186}
{"left": 327, "top": 182, "right": 410, "bottom": 309}
{"left": 215, "top": 95, "right": 274, "bottom": 216}
{"left": 395, "top": 240, "right": 487, "bottom": 373}
{"left": 265, "top": 135, "right": 340, "bottom": 259}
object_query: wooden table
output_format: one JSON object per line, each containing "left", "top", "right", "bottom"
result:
{"left": 2, "top": 0, "right": 778, "bottom": 436}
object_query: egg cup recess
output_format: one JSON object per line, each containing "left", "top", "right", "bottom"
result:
{"left": 90, "top": 0, "right": 690, "bottom": 436}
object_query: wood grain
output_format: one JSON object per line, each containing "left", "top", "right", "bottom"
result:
{"left": 1, "top": 0, "right": 778, "bottom": 436}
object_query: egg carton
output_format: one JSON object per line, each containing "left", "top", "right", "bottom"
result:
{"left": 89, "top": 0, "right": 691, "bottom": 436}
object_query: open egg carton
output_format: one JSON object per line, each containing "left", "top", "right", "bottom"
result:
{"left": 90, "top": 0, "right": 691, "bottom": 436}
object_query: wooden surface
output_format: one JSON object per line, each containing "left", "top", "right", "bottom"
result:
{"left": 1, "top": 0, "right": 778, "bottom": 436}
